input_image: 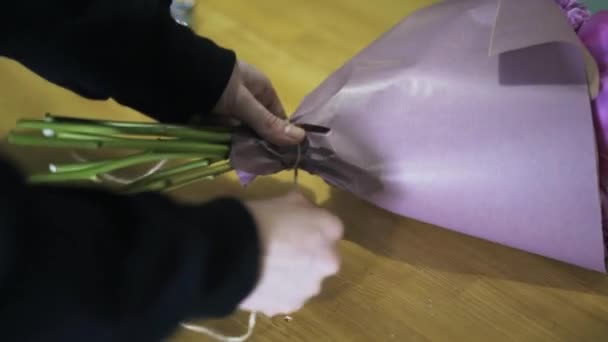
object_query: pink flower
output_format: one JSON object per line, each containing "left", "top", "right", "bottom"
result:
{"left": 578, "top": 12, "right": 608, "bottom": 184}
{"left": 555, "top": 0, "right": 591, "bottom": 30}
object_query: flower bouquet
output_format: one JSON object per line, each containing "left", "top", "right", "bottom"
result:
{"left": 9, "top": 0, "right": 608, "bottom": 273}
{"left": 8, "top": 114, "right": 235, "bottom": 193}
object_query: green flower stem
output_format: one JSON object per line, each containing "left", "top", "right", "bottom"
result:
{"left": 125, "top": 161, "right": 233, "bottom": 194}
{"left": 50, "top": 152, "right": 201, "bottom": 174}
{"left": 52, "top": 131, "right": 126, "bottom": 141}
{"left": 10, "top": 115, "right": 237, "bottom": 192}
{"left": 127, "top": 159, "right": 211, "bottom": 186}
{"left": 121, "top": 159, "right": 211, "bottom": 193}
{"left": 29, "top": 172, "right": 100, "bottom": 183}
{"left": 162, "top": 161, "right": 233, "bottom": 192}
{"left": 52, "top": 130, "right": 165, "bottom": 142}
{"left": 29, "top": 152, "right": 205, "bottom": 184}
{"left": 49, "top": 114, "right": 232, "bottom": 133}
{"left": 130, "top": 178, "right": 172, "bottom": 193}
{"left": 123, "top": 179, "right": 170, "bottom": 194}
{"left": 49, "top": 160, "right": 108, "bottom": 173}
{"left": 8, "top": 132, "right": 230, "bottom": 156}
{"left": 8, "top": 132, "right": 102, "bottom": 149}
{"left": 37, "top": 115, "right": 233, "bottom": 142}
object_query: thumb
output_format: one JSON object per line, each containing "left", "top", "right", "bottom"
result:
{"left": 234, "top": 85, "right": 306, "bottom": 146}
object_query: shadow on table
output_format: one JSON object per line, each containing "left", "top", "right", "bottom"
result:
{"left": 321, "top": 186, "right": 608, "bottom": 297}
{"left": 2, "top": 137, "right": 606, "bottom": 299}
{"left": 168, "top": 170, "right": 608, "bottom": 298}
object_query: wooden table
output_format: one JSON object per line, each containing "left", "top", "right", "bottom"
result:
{"left": 1, "top": 1, "right": 607, "bottom": 341}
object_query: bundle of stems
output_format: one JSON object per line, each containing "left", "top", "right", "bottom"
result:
{"left": 8, "top": 114, "right": 235, "bottom": 193}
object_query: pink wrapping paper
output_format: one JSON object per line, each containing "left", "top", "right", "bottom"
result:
{"left": 231, "top": 0, "right": 607, "bottom": 272}
{"left": 580, "top": 11, "right": 608, "bottom": 185}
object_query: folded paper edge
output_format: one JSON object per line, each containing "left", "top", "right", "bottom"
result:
{"left": 490, "top": 0, "right": 579, "bottom": 54}
{"left": 489, "top": 0, "right": 605, "bottom": 272}
{"left": 489, "top": 0, "right": 600, "bottom": 98}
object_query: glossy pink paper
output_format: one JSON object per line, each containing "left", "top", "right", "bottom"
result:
{"left": 231, "top": 0, "right": 607, "bottom": 272}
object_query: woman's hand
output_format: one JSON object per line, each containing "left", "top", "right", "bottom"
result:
{"left": 241, "top": 192, "right": 343, "bottom": 316}
{"left": 213, "top": 60, "right": 306, "bottom": 146}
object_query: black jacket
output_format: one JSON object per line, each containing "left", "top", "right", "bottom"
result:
{"left": 0, "top": 1, "right": 260, "bottom": 341}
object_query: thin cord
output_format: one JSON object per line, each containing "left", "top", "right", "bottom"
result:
{"left": 70, "top": 151, "right": 167, "bottom": 185}
{"left": 180, "top": 312, "right": 257, "bottom": 342}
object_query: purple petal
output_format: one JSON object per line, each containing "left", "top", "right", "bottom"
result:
{"left": 236, "top": 170, "right": 257, "bottom": 186}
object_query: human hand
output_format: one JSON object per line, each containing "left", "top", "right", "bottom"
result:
{"left": 240, "top": 192, "right": 343, "bottom": 316}
{"left": 213, "top": 60, "right": 306, "bottom": 146}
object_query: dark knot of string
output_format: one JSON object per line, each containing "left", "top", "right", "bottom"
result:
{"left": 292, "top": 143, "right": 302, "bottom": 186}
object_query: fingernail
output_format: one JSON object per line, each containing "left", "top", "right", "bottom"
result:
{"left": 284, "top": 124, "right": 306, "bottom": 141}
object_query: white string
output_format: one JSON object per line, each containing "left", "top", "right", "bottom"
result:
{"left": 69, "top": 151, "right": 167, "bottom": 185}
{"left": 180, "top": 312, "right": 257, "bottom": 342}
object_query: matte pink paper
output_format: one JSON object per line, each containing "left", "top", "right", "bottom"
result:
{"left": 231, "top": 0, "right": 607, "bottom": 272}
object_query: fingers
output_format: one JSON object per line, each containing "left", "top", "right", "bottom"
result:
{"left": 319, "top": 212, "right": 344, "bottom": 241}
{"left": 262, "top": 84, "right": 287, "bottom": 120}
{"left": 284, "top": 192, "right": 344, "bottom": 241}
{"left": 319, "top": 249, "right": 341, "bottom": 276}
{"left": 233, "top": 85, "right": 305, "bottom": 146}
{"left": 219, "top": 60, "right": 300, "bottom": 145}
{"left": 238, "top": 59, "right": 287, "bottom": 119}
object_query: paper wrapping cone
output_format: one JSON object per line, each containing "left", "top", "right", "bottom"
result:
{"left": 231, "top": 0, "right": 607, "bottom": 272}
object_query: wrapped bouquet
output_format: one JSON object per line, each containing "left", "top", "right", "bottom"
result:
{"left": 9, "top": 0, "right": 608, "bottom": 272}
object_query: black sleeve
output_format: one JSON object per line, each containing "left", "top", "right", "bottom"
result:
{"left": 0, "top": 3, "right": 259, "bottom": 340}
{"left": 0, "top": 0, "right": 235, "bottom": 124}
{"left": 0, "top": 158, "right": 261, "bottom": 341}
